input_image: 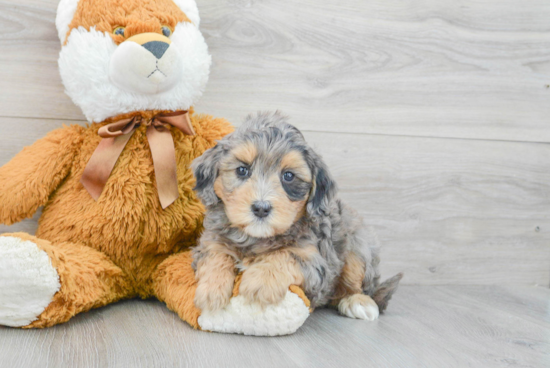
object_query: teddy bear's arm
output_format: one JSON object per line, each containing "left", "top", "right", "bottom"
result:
{"left": 0, "top": 125, "right": 84, "bottom": 225}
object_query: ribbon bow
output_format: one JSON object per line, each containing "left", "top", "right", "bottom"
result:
{"left": 81, "top": 111, "right": 195, "bottom": 209}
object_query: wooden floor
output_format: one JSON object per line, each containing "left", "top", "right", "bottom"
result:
{"left": 1, "top": 0, "right": 549, "bottom": 367}
{"left": 0, "top": 285, "right": 548, "bottom": 368}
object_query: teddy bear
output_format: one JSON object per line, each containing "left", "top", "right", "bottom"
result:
{"left": 0, "top": 0, "right": 311, "bottom": 336}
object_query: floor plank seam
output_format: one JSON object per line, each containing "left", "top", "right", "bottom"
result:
{"left": 1, "top": 115, "right": 550, "bottom": 146}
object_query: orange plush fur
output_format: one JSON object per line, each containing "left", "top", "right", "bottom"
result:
{"left": 0, "top": 0, "right": 310, "bottom": 331}
{"left": 0, "top": 112, "right": 232, "bottom": 328}
{"left": 66, "top": 0, "right": 189, "bottom": 45}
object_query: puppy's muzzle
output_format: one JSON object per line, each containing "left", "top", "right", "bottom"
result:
{"left": 251, "top": 201, "right": 272, "bottom": 219}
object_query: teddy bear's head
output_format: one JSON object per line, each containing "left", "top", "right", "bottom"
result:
{"left": 56, "top": 0, "right": 210, "bottom": 122}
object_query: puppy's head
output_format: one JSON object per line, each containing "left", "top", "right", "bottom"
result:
{"left": 193, "top": 112, "right": 336, "bottom": 238}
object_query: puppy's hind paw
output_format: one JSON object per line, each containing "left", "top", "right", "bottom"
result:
{"left": 338, "top": 294, "right": 379, "bottom": 321}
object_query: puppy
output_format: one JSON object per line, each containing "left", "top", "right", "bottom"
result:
{"left": 191, "top": 112, "right": 402, "bottom": 320}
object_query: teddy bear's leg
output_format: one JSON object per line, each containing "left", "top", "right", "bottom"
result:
{"left": 152, "top": 251, "right": 202, "bottom": 328}
{"left": 0, "top": 233, "right": 131, "bottom": 328}
{"left": 152, "top": 250, "right": 311, "bottom": 336}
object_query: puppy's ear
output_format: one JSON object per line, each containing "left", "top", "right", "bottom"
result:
{"left": 192, "top": 143, "right": 225, "bottom": 207}
{"left": 306, "top": 150, "right": 337, "bottom": 218}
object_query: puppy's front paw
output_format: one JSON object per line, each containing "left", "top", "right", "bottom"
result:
{"left": 239, "top": 266, "right": 290, "bottom": 307}
{"left": 338, "top": 294, "right": 379, "bottom": 321}
{"left": 194, "top": 278, "right": 233, "bottom": 312}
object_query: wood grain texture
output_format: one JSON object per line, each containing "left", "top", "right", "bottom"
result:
{"left": 197, "top": 0, "right": 550, "bottom": 143}
{"left": 1, "top": 117, "right": 548, "bottom": 285}
{"left": 0, "top": 0, "right": 550, "bottom": 142}
{"left": 0, "top": 285, "right": 548, "bottom": 368}
{"left": 300, "top": 131, "right": 550, "bottom": 286}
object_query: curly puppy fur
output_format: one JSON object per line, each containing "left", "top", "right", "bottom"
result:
{"left": 191, "top": 112, "right": 402, "bottom": 319}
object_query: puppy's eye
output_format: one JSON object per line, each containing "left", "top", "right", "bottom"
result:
{"left": 236, "top": 166, "right": 250, "bottom": 178}
{"left": 282, "top": 171, "right": 295, "bottom": 182}
{"left": 113, "top": 27, "right": 126, "bottom": 37}
{"left": 161, "top": 26, "right": 172, "bottom": 37}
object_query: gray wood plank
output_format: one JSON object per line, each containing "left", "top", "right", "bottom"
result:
{"left": 1, "top": 0, "right": 550, "bottom": 142}
{"left": 303, "top": 130, "right": 550, "bottom": 286}
{"left": 275, "top": 285, "right": 550, "bottom": 368}
{"left": 0, "top": 285, "right": 547, "bottom": 368}
{"left": 0, "top": 2, "right": 79, "bottom": 120}
{"left": 197, "top": 0, "right": 550, "bottom": 143}
{"left": 1, "top": 117, "right": 549, "bottom": 285}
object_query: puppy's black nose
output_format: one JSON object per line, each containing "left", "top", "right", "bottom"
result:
{"left": 142, "top": 41, "right": 169, "bottom": 59}
{"left": 251, "top": 201, "right": 272, "bottom": 219}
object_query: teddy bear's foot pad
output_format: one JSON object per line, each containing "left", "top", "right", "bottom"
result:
{"left": 0, "top": 236, "right": 60, "bottom": 327}
{"left": 198, "top": 290, "right": 310, "bottom": 336}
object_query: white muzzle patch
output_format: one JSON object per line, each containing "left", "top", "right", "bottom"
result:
{"left": 109, "top": 40, "right": 183, "bottom": 94}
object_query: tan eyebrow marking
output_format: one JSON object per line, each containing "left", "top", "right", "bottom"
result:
{"left": 280, "top": 150, "right": 312, "bottom": 183}
{"left": 231, "top": 141, "right": 258, "bottom": 165}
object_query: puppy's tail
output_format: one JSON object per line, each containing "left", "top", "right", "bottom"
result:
{"left": 373, "top": 273, "right": 403, "bottom": 313}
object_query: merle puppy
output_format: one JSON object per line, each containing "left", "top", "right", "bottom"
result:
{"left": 191, "top": 112, "right": 402, "bottom": 320}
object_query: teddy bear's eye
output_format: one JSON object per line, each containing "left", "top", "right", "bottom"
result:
{"left": 161, "top": 26, "right": 172, "bottom": 38}
{"left": 113, "top": 27, "right": 125, "bottom": 37}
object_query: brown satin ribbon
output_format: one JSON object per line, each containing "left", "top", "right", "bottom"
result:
{"left": 81, "top": 111, "right": 195, "bottom": 209}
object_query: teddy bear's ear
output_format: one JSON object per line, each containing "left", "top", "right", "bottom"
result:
{"left": 56, "top": 0, "right": 80, "bottom": 44}
{"left": 172, "top": 0, "right": 201, "bottom": 27}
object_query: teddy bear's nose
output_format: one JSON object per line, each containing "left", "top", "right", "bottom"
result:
{"left": 142, "top": 41, "right": 170, "bottom": 59}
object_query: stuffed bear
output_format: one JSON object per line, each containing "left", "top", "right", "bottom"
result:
{"left": 0, "top": 0, "right": 311, "bottom": 336}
